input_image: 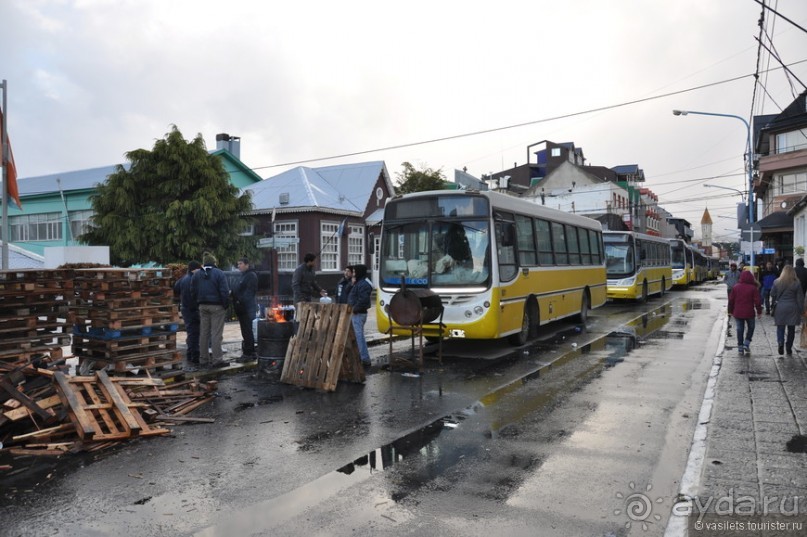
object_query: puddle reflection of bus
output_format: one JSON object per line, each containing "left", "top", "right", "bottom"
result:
{"left": 604, "top": 231, "right": 672, "bottom": 302}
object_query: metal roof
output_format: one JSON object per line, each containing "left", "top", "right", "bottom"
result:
{"left": 17, "top": 164, "right": 129, "bottom": 196}
{"left": 0, "top": 242, "right": 45, "bottom": 269}
{"left": 245, "top": 161, "right": 393, "bottom": 215}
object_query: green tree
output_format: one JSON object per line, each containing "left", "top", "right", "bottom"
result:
{"left": 395, "top": 161, "right": 449, "bottom": 194}
{"left": 82, "top": 126, "right": 256, "bottom": 267}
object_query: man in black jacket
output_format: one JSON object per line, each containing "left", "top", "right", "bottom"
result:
{"left": 795, "top": 258, "right": 807, "bottom": 294}
{"left": 174, "top": 260, "right": 202, "bottom": 371}
{"left": 191, "top": 253, "right": 230, "bottom": 369}
{"left": 234, "top": 257, "right": 258, "bottom": 362}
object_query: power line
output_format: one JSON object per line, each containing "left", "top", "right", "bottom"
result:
{"left": 752, "top": 0, "right": 807, "bottom": 36}
{"left": 252, "top": 62, "right": 807, "bottom": 172}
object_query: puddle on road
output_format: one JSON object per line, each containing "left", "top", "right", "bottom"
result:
{"left": 195, "top": 300, "right": 690, "bottom": 535}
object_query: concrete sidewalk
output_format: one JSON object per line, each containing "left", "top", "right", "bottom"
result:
{"left": 680, "top": 309, "right": 807, "bottom": 530}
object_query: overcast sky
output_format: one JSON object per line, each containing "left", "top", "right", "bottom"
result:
{"left": 2, "top": 0, "right": 806, "bottom": 242}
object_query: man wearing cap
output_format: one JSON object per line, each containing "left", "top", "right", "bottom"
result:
{"left": 191, "top": 253, "right": 231, "bottom": 369}
{"left": 174, "top": 260, "right": 202, "bottom": 371}
{"left": 723, "top": 262, "right": 741, "bottom": 299}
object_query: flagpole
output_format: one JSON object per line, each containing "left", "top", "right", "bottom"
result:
{"left": 1, "top": 79, "right": 8, "bottom": 270}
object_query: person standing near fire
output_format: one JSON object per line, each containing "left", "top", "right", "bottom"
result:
{"left": 233, "top": 257, "right": 258, "bottom": 362}
{"left": 192, "top": 253, "right": 230, "bottom": 369}
{"left": 174, "top": 260, "right": 202, "bottom": 371}
{"left": 292, "top": 253, "right": 327, "bottom": 306}
{"left": 347, "top": 264, "right": 373, "bottom": 368}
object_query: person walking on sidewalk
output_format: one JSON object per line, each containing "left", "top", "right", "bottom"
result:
{"left": 174, "top": 260, "right": 202, "bottom": 371}
{"left": 770, "top": 264, "right": 805, "bottom": 356}
{"left": 192, "top": 253, "right": 231, "bottom": 369}
{"left": 728, "top": 270, "right": 762, "bottom": 356}
{"left": 795, "top": 258, "right": 807, "bottom": 294}
{"left": 347, "top": 264, "right": 373, "bottom": 367}
{"left": 723, "top": 262, "right": 741, "bottom": 298}
{"left": 233, "top": 257, "right": 258, "bottom": 363}
{"left": 760, "top": 261, "right": 778, "bottom": 314}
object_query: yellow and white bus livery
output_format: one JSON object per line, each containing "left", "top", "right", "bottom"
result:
{"left": 604, "top": 231, "right": 672, "bottom": 302}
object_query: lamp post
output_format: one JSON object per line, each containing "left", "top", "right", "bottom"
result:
{"left": 673, "top": 109, "right": 755, "bottom": 267}
{"left": 702, "top": 183, "right": 746, "bottom": 202}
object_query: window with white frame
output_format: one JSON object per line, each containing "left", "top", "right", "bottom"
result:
{"left": 239, "top": 223, "right": 255, "bottom": 236}
{"left": 776, "top": 130, "right": 807, "bottom": 154}
{"left": 777, "top": 171, "right": 807, "bottom": 195}
{"left": 347, "top": 225, "right": 364, "bottom": 266}
{"left": 69, "top": 210, "right": 93, "bottom": 241}
{"left": 551, "top": 147, "right": 561, "bottom": 157}
{"left": 373, "top": 235, "right": 381, "bottom": 272}
{"left": 273, "top": 221, "right": 298, "bottom": 271}
{"left": 10, "top": 212, "right": 63, "bottom": 242}
{"left": 320, "top": 222, "right": 340, "bottom": 270}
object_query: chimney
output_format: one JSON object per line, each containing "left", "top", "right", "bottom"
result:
{"left": 215, "top": 133, "right": 241, "bottom": 159}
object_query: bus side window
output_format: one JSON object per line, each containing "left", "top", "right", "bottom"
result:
{"left": 496, "top": 221, "right": 517, "bottom": 281}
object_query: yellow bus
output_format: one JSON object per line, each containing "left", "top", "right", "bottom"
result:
{"left": 669, "top": 238, "right": 694, "bottom": 286}
{"left": 691, "top": 247, "right": 709, "bottom": 284}
{"left": 376, "top": 190, "right": 607, "bottom": 346}
{"left": 604, "top": 231, "right": 672, "bottom": 302}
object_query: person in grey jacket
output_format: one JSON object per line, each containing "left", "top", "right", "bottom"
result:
{"left": 191, "top": 253, "right": 230, "bottom": 368}
{"left": 723, "top": 262, "right": 741, "bottom": 298}
{"left": 770, "top": 264, "right": 805, "bottom": 356}
{"left": 347, "top": 264, "right": 373, "bottom": 367}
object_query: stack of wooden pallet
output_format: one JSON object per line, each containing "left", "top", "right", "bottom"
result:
{"left": 0, "top": 269, "right": 74, "bottom": 370}
{"left": 70, "top": 268, "right": 181, "bottom": 374}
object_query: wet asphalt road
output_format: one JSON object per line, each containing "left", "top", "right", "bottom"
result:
{"left": 0, "top": 284, "right": 725, "bottom": 537}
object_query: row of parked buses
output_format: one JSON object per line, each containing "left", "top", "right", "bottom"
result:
{"left": 375, "top": 190, "right": 715, "bottom": 347}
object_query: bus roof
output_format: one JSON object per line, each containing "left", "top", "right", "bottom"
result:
{"left": 386, "top": 189, "right": 603, "bottom": 231}
{"left": 603, "top": 230, "right": 671, "bottom": 245}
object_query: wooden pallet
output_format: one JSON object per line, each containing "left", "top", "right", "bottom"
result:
{"left": 77, "top": 350, "right": 182, "bottom": 374}
{"left": 280, "top": 303, "right": 365, "bottom": 391}
{"left": 54, "top": 370, "right": 170, "bottom": 441}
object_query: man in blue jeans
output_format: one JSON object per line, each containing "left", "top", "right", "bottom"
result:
{"left": 347, "top": 264, "right": 373, "bottom": 367}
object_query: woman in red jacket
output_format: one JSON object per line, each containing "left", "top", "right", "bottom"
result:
{"left": 728, "top": 270, "right": 763, "bottom": 355}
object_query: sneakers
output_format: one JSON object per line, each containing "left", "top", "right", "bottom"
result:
{"left": 738, "top": 347, "right": 745, "bottom": 356}
{"left": 778, "top": 345, "right": 784, "bottom": 356}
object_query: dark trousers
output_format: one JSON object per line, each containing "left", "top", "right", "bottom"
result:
{"left": 181, "top": 307, "right": 201, "bottom": 363}
{"left": 776, "top": 325, "right": 796, "bottom": 350}
{"left": 237, "top": 311, "right": 256, "bottom": 356}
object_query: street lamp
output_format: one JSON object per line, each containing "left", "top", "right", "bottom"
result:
{"left": 673, "top": 109, "right": 755, "bottom": 267}
{"left": 702, "top": 183, "right": 746, "bottom": 202}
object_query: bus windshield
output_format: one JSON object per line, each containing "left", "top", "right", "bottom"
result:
{"left": 604, "top": 240, "right": 635, "bottom": 277}
{"left": 380, "top": 219, "right": 491, "bottom": 288}
{"left": 670, "top": 245, "right": 687, "bottom": 268}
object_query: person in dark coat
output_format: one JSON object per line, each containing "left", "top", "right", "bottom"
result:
{"left": 292, "top": 253, "right": 326, "bottom": 305}
{"left": 728, "top": 270, "right": 763, "bottom": 356}
{"left": 233, "top": 257, "right": 259, "bottom": 362}
{"left": 347, "top": 264, "right": 373, "bottom": 367}
{"left": 794, "top": 258, "right": 807, "bottom": 294}
{"left": 336, "top": 265, "right": 354, "bottom": 304}
{"left": 759, "top": 261, "right": 778, "bottom": 314}
{"left": 191, "top": 253, "right": 230, "bottom": 369}
{"left": 174, "top": 260, "right": 202, "bottom": 370}
{"left": 770, "top": 264, "right": 805, "bottom": 356}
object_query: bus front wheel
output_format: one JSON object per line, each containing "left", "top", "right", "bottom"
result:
{"left": 509, "top": 305, "right": 532, "bottom": 346}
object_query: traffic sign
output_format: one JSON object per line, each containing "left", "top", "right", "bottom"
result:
{"left": 740, "top": 223, "right": 762, "bottom": 242}
{"left": 258, "top": 237, "right": 299, "bottom": 248}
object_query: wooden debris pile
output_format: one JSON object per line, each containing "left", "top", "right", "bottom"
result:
{"left": 0, "top": 365, "right": 217, "bottom": 457}
{"left": 70, "top": 268, "right": 182, "bottom": 375}
{"left": 0, "top": 269, "right": 74, "bottom": 370}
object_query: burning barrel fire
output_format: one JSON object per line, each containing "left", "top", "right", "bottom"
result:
{"left": 257, "top": 302, "right": 296, "bottom": 368}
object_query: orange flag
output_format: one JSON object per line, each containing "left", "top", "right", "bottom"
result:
{"left": 0, "top": 108, "right": 21, "bottom": 210}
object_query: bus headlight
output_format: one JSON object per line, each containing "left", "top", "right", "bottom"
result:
{"left": 474, "top": 305, "right": 484, "bottom": 315}
{"left": 614, "top": 276, "right": 636, "bottom": 287}
{"left": 673, "top": 269, "right": 684, "bottom": 279}
{"left": 465, "top": 310, "right": 473, "bottom": 318}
